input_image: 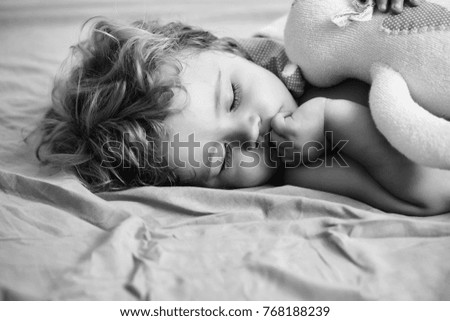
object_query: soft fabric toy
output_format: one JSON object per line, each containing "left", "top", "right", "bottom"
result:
{"left": 284, "top": 0, "right": 450, "bottom": 169}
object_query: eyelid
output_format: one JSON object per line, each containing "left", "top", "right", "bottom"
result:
{"left": 221, "top": 143, "right": 233, "bottom": 172}
{"left": 230, "top": 83, "right": 242, "bottom": 112}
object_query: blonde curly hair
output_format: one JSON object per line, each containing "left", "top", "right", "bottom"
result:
{"left": 36, "top": 17, "right": 248, "bottom": 192}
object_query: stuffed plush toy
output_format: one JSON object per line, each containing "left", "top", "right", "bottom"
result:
{"left": 284, "top": 0, "right": 450, "bottom": 169}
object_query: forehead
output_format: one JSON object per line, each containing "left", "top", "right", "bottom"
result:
{"left": 166, "top": 51, "right": 225, "bottom": 118}
{"left": 167, "top": 53, "right": 223, "bottom": 137}
{"left": 179, "top": 50, "right": 229, "bottom": 82}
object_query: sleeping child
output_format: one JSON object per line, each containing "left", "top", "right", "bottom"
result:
{"left": 36, "top": 0, "right": 450, "bottom": 216}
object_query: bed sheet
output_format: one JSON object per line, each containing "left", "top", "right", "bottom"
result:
{"left": 1, "top": 0, "right": 450, "bottom": 300}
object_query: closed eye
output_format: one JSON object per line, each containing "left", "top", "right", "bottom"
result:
{"left": 230, "top": 83, "right": 242, "bottom": 112}
{"left": 221, "top": 143, "right": 233, "bottom": 172}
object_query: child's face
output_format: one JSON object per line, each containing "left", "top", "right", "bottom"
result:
{"left": 164, "top": 50, "right": 298, "bottom": 188}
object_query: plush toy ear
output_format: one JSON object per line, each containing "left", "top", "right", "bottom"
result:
{"left": 369, "top": 63, "right": 450, "bottom": 169}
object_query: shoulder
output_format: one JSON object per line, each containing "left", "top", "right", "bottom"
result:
{"left": 297, "top": 79, "right": 369, "bottom": 106}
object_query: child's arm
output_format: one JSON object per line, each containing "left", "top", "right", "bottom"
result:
{"left": 284, "top": 153, "right": 432, "bottom": 215}
{"left": 272, "top": 98, "right": 450, "bottom": 215}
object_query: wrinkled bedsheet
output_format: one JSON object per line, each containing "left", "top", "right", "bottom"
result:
{"left": 1, "top": 0, "right": 450, "bottom": 300}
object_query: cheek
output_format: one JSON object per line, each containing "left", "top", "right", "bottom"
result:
{"left": 226, "top": 149, "right": 277, "bottom": 187}
{"left": 253, "top": 73, "right": 297, "bottom": 118}
{"left": 235, "top": 165, "right": 276, "bottom": 187}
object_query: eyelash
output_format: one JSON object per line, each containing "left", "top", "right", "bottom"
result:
{"left": 230, "top": 83, "right": 242, "bottom": 112}
{"left": 221, "top": 143, "right": 233, "bottom": 172}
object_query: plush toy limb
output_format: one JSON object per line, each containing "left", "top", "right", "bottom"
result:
{"left": 369, "top": 63, "right": 450, "bottom": 169}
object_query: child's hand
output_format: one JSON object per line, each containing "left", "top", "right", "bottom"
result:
{"left": 270, "top": 97, "right": 327, "bottom": 164}
{"left": 376, "top": 0, "right": 420, "bottom": 14}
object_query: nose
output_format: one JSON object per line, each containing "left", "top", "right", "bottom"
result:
{"left": 224, "top": 114, "right": 261, "bottom": 147}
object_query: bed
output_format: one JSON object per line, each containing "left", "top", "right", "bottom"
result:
{"left": 1, "top": 0, "right": 450, "bottom": 300}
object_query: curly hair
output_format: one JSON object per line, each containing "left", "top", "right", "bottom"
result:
{"left": 36, "top": 17, "right": 249, "bottom": 192}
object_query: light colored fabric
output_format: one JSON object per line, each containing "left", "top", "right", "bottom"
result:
{"left": 369, "top": 62, "right": 450, "bottom": 170}
{"left": 381, "top": 1, "right": 450, "bottom": 34}
{"left": 1, "top": 0, "right": 450, "bottom": 301}
{"left": 237, "top": 38, "right": 305, "bottom": 98}
{"left": 284, "top": 0, "right": 450, "bottom": 169}
{"left": 332, "top": 0, "right": 375, "bottom": 28}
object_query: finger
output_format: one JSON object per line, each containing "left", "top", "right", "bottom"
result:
{"left": 407, "top": 0, "right": 420, "bottom": 7}
{"left": 269, "top": 130, "right": 294, "bottom": 162}
{"left": 390, "top": 0, "right": 404, "bottom": 14}
{"left": 270, "top": 112, "right": 292, "bottom": 138}
{"left": 376, "top": 0, "right": 388, "bottom": 12}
